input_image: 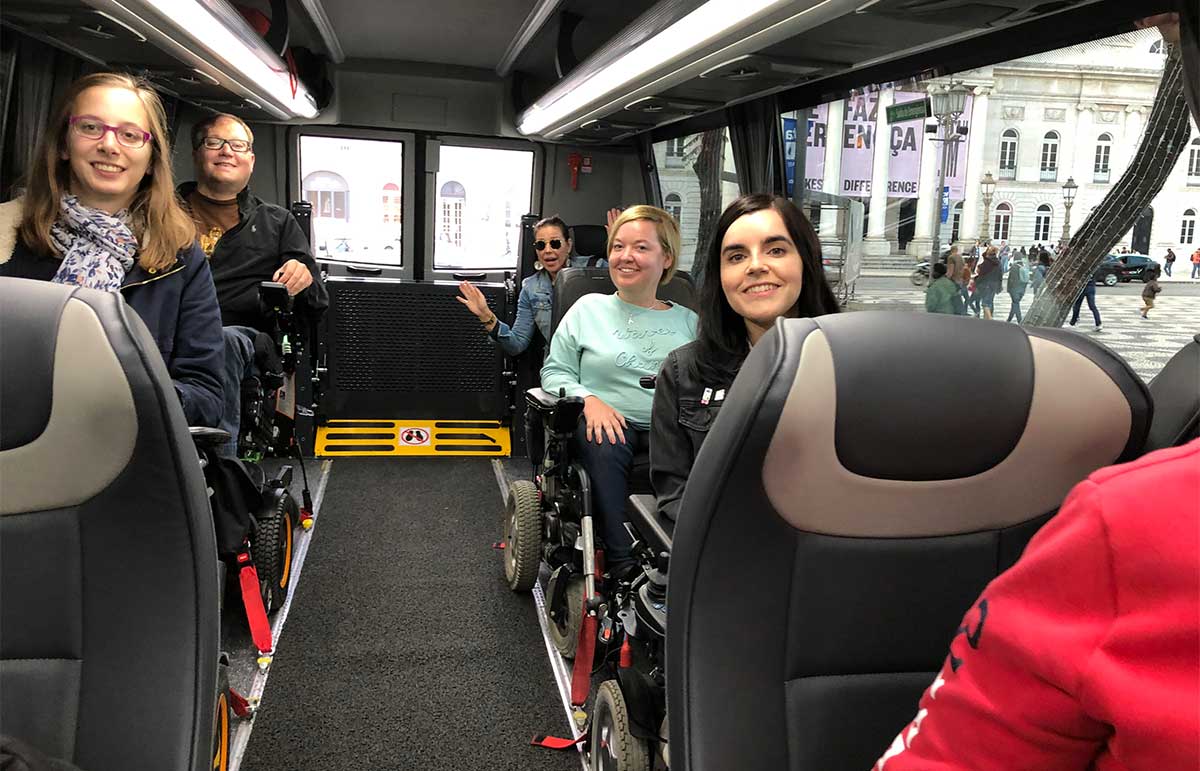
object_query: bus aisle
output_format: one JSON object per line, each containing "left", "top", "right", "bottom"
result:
{"left": 236, "top": 458, "right": 576, "bottom": 771}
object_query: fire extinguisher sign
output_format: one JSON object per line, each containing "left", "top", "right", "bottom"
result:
{"left": 581, "top": 156, "right": 592, "bottom": 174}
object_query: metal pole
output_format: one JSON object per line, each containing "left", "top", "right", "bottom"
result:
{"left": 979, "top": 193, "right": 992, "bottom": 242}
{"left": 1062, "top": 200, "right": 1073, "bottom": 242}
{"left": 930, "top": 116, "right": 951, "bottom": 264}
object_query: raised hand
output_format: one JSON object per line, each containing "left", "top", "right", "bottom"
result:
{"left": 455, "top": 280, "right": 492, "bottom": 321}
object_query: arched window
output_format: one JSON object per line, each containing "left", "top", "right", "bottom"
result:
{"left": 1034, "top": 204, "right": 1053, "bottom": 242}
{"left": 302, "top": 170, "right": 349, "bottom": 220}
{"left": 664, "top": 193, "right": 683, "bottom": 224}
{"left": 999, "top": 129, "right": 1019, "bottom": 180}
{"left": 1094, "top": 133, "right": 1113, "bottom": 183}
{"left": 1150, "top": 39, "right": 1164, "bottom": 54}
{"left": 993, "top": 202, "right": 1012, "bottom": 242}
{"left": 950, "top": 201, "right": 963, "bottom": 243}
{"left": 381, "top": 182, "right": 402, "bottom": 224}
{"left": 439, "top": 180, "right": 466, "bottom": 247}
{"left": 1188, "top": 138, "right": 1200, "bottom": 183}
{"left": 1182, "top": 208, "right": 1197, "bottom": 245}
{"left": 1040, "top": 132, "right": 1059, "bottom": 181}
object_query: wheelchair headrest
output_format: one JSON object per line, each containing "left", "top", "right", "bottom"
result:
{"left": 0, "top": 278, "right": 140, "bottom": 514}
{"left": 687, "top": 312, "right": 1150, "bottom": 538}
{"left": 570, "top": 224, "right": 607, "bottom": 260}
{"left": 551, "top": 267, "right": 697, "bottom": 337}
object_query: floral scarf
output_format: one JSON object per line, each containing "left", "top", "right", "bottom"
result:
{"left": 50, "top": 194, "right": 138, "bottom": 292}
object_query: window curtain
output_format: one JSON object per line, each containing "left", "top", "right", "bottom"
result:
{"left": 726, "top": 95, "right": 785, "bottom": 197}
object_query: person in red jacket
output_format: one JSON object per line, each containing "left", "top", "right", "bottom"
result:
{"left": 875, "top": 438, "right": 1200, "bottom": 771}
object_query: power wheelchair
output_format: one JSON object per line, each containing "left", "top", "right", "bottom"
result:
{"left": 500, "top": 267, "right": 696, "bottom": 696}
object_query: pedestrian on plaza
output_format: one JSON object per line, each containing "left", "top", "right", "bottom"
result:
{"left": 1141, "top": 266, "right": 1162, "bottom": 319}
{"left": 925, "top": 262, "right": 964, "bottom": 315}
{"left": 975, "top": 246, "right": 1002, "bottom": 320}
{"left": 1069, "top": 276, "right": 1102, "bottom": 333}
{"left": 943, "top": 245, "right": 968, "bottom": 310}
{"left": 1190, "top": 247, "right": 1200, "bottom": 279}
{"left": 1031, "top": 251, "right": 1052, "bottom": 298}
{"left": 1164, "top": 248, "right": 1176, "bottom": 277}
{"left": 999, "top": 241, "right": 1011, "bottom": 274}
{"left": 1006, "top": 252, "right": 1030, "bottom": 323}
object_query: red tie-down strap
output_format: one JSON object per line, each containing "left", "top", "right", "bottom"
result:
{"left": 531, "top": 732, "right": 588, "bottom": 750}
{"left": 228, "top": 686, "right": 254, "bottom": 719}
{"left": 570, "top": 609, "right": 597, "bottom": 708}
{"left": 236, "top": 543, "right": 274, "bottom": 654}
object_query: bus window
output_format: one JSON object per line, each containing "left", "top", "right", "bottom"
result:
{"left": 652, "top": 127, "right": 740, "bottom": 275}
{"left": 298, "top": 134, "right": 406, "bottom": 267}
{"left": 780, "top": 25, "right": 1194, "bottom": 384}
{"left": 432, "top": 144, "right": 534, "bottom": 273}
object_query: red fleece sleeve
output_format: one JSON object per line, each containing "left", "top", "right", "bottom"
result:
{"left": 875, "top": 481, "right": 1116, "bottom": 771}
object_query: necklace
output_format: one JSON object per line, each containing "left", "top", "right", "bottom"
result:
{"left": 621, "top": 295, "right": 665, "bottom": 327}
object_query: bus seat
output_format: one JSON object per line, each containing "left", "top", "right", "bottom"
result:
{"left": 1145, "top": 333, "right": 1199, "bottom": 452}
{"left": 550, "top": 266, "right": 697, "bottom": 336}
{"left": 570, "top": 224, "right": 608, "bottom": 262}
{"left": 665, "top": 311, "right": 1151, "bottom": 771}
{"left": 0, "top": 278, "right": 219, "bottom": 771}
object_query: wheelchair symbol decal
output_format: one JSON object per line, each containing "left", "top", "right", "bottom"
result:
{"left": 400, "top": 428, "right": 430, "bottom": 446}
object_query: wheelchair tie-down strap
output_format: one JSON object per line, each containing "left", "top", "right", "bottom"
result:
{"left": 236, "top": 543, "right": 274, "bottom": 654}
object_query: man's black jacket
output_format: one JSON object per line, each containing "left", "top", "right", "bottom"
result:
{"left": 178, "top": 181, "right": 328, "bottom": 333}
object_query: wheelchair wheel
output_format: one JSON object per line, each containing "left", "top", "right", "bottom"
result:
{"left": 503, "top": 480, "right": 542, "bottom": 592}
{"left": 253, "top": 491, "right": 296, "bottom": 614}
{"left": 213, "top": 658, "right": 232, "bottom": 771}
{"left": 548, "top": 574, "right": 583, "bottom": 659}
{"left": 590, "top": 679, "right": 649, "bottom": 771}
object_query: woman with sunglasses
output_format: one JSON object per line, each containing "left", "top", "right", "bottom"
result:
{"left": 651, "top": 194, "right": 839, "bottom": 522}
{"left": 0, "top": 72, "right": 223, "bottom": 427}
{"left": 457, "top": 215, "right": 594, "bottom": 357}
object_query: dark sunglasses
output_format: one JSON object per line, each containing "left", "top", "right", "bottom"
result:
{"left": 534, "top": 239, "right": 563, "bottom": 251}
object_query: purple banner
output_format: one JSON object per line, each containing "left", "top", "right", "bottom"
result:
{"left": 803, "top": 103, "right": 828, "bottom": 192}
{"left": 886, "top": 92, "right": 925, "bottom": 198}
{"left": 839, "top": 94, "right": 878, "bottom": 198}
{"left": 944, "top": 94, "right": 973, "bottom": 200}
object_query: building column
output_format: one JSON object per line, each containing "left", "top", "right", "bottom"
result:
{"left": 958, "top": 85, "right": 991, "bottom": 248}
{"left": 820, "top": 100, "right": 845, "bottom": 243}
{"left": 907, "top": 85, "right": 940, "bottom": 258}
{"left": 864, "top": 88, "right": 894, "bottom": 257}
{"left": 1074, "top": 104, "right": 1096, "bottom": 183}
{"left": 1117, "top": 104, "right": 1147, "bottom": 176}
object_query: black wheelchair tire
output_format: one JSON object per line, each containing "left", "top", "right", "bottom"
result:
{"left": 590, "top": 680, "right": 650, "bottom": 771}
{"left": 548, "top": 574, "right": 583, "bottom": 659}
{"left": 253, "top": 491, "right": 296, "bottom": 614}
{"left": 213, "top": 658, "right": 232, "bottom": 771}
{"left": 504, "top": 480, "right": 542, "bottom": 592}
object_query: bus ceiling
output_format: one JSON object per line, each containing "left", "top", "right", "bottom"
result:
{"left": 0, "top": 0, "right": 1175, "bottom": 144}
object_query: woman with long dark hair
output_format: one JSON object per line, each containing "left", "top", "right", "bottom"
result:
{"left": 650, "top": 194, "right": 839, "bottom": 521}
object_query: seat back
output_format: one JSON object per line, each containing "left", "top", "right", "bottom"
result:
{"left": 666, "top": 311, "right": 1150, "bottom": 771}
{"left": 0, "top": 278, "right": 218, "bottom": 771}
{"left": 570, "top": 224, "right": 608, "bottom": 263}
{"left": 1146, "top": 333, "right": 1200, "bottom": 451}
{"left": 551, "top": 267, "right": 697, "bottom": 337}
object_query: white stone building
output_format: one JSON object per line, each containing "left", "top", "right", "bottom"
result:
{"left": 655, "top": 30, "right": 1199, "bottom": 268}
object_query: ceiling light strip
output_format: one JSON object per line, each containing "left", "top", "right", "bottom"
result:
{"left": 517, "top": 0, "right": 791, "bottom": 135}
{"left": 106, "top": 0, "right": 317, "bottom": 118}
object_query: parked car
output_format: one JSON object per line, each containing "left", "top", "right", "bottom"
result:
{"left": 1093, "top": 253, "right": 1157, "bottom": 286}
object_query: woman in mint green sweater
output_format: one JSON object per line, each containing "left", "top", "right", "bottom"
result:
{"left": 541, "top": 205, "right": 697, "bottom": 571}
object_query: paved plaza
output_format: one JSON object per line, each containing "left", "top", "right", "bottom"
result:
{"left": 848, "top": 280, "right": 1198, "bottom": 384}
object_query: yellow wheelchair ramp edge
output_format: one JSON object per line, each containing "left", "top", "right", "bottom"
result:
{"left": 316, "top": 420, "right": 510, "bottom": 457}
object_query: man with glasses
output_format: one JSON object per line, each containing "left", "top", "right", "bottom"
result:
{"left": 179, "top": 113, "right": 327, "bottom": 456}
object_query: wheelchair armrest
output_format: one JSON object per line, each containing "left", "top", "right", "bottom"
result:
{"left": 526, "top": 387, "right": 586, "bottom": 434}
{"left": 628, "top": 494, "right": 673, "bottom": 554}
{"left": 190, "top": 426, "right": 232, "bottom": 448}
{"left": 525, "top": 387, "right": 559, "bottom": 412}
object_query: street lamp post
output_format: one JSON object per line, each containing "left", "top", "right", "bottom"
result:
{"left": 1061, "top": 176, "right": 1078, "bottom": 245}
{"left": 979, "top": 171, "right": 996, "bottom": 243}
{"left": 929, "top": 82, "right": 970, "bottom": 263}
